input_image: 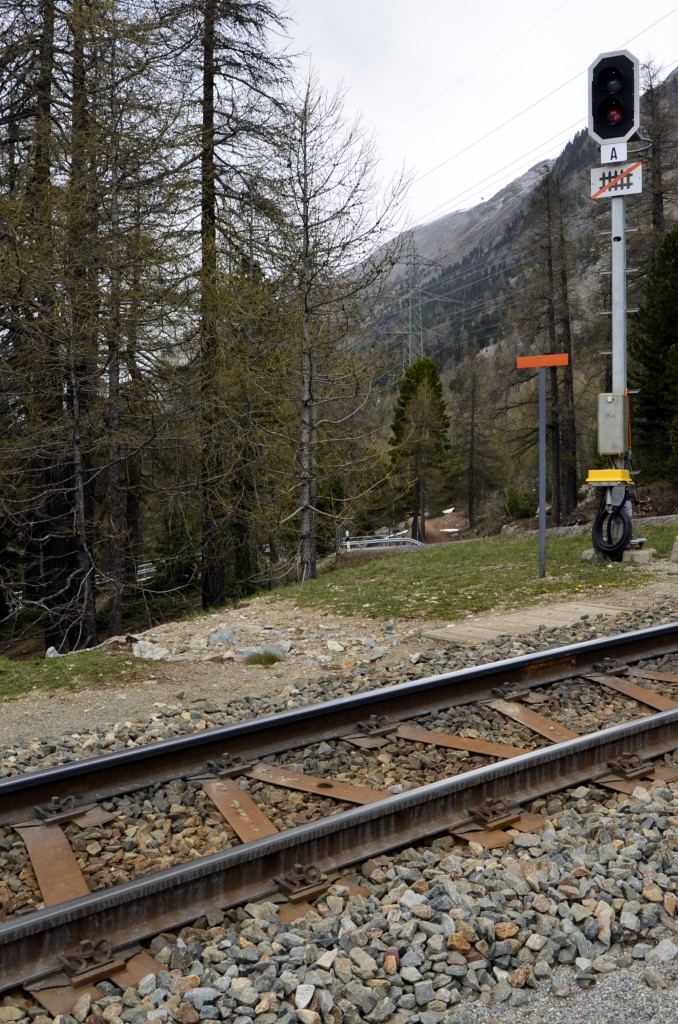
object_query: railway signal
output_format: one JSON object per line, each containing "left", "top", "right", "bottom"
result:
{"left": 586, "top": 50, "right": 642, "bottom": 561}
{"left": 588, "top": 51, "right": 639, "bottom": 145}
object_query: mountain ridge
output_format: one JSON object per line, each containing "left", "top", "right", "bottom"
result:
{"left": 399, "top": 159, "right": 556, "bottom": 279}
{"left": 379, "top": 65, "right": 678, "bottom": 373}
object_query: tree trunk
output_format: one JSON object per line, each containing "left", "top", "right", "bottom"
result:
{"left": 199, "top": 0, "right": 226, "bottom": 609}
{"left": 297, "top": 95, "right": 318, "bottom": 582}
{"left": 467, "top": 353, "right": 478, "bottom": 529}
{"left": 30, "top": 0, "right": 91, "bottom": 651}
{"left": 65, "top": 344, "right": 99, "bottom": 649}
{"left": 107, "top": 50, "right": 124, "bottom": 638}
{"left": 62, "top": 0, "right": 98, "bottom": 648}
{"left": 299, "top": 335, "right": 317, "bottom": 580}
{"left": 123, "top": 197, "right": 144, "bottom": 585}
{"left": 644, "top": 70, "right": 666, "bottom": 241}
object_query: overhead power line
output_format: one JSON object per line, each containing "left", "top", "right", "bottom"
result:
{"left": 406, "top": 9, "right": 678, "bottom": 221}
{"left": 379, "top": 0, "right": 577, "bottom": 140}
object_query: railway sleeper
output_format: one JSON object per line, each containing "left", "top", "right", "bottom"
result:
{"left": 25, "top": 945, "right": 163, "bottom": 1017}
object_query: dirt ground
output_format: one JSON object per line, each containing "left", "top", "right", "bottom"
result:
{"left": 434, "top": 483, "right": 678, "bottom": 535}
{"left": 3, "top": 558, "right": 678, "bottom": 750}
{"left": 0, "top": 596, "right": 426, "bottom": 748}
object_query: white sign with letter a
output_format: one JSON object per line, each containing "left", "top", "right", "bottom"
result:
{"left": 601, "top": 142, "right": 627, "bottom": 163}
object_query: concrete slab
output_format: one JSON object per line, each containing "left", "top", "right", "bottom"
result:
{"left": 425, "top": 600, "right": 630, "bottom": 645}
{"left": 622, "top": 548, "right": 657, "bottom": 565}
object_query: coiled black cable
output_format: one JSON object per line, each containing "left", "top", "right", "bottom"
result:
{"left": 591, "top": 487, "right": 632, "bottom": 561}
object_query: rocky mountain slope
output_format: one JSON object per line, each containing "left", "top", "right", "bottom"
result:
{"left": 378, "top": 68, "right": 678, "bottom": 374}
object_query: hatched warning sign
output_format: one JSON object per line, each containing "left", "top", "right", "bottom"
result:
{"left": 590, "top": 161, "right": 642, "bottom": 199}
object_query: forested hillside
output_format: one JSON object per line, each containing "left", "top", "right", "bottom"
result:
{"left": 1, "top": 3, "right": 677, "bottom": 652}
{"left": 0, "top": 0, "right": 406, "bottom": 650}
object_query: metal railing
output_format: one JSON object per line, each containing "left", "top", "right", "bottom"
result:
{"left": 342, "top": 535, "right": 424, "bottom": 550}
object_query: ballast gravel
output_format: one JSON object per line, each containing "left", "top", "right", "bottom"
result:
{"left": 2, "top": 598, "right": 678, "bottom": 1023}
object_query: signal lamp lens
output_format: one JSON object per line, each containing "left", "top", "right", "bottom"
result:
{"left": 601, "top": 99, "right": 624, "bottom": 126}
{"left": 600, "top": 67, "right": 624, "bottom": 95}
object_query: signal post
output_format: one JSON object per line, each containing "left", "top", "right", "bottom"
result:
{"left": 516, "top": 353, "right": 569, "bottom": 579}
{"left": 586, "top": 51, "right": 641, "bottom": 560}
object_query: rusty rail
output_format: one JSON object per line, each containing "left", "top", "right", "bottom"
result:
{"left": 3, "top": 621, "right": 678, "bottom": 827}
{"left": 2, "top": 706, "right": 678, "bottom": 991}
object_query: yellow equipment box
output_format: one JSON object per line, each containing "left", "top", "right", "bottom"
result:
{"left": 586, "top": 468, "right": 632, "bottom": 484}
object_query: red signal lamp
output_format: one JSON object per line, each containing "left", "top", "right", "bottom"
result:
{"left": 588, "top": 51, "right": 639, "bottom": 145}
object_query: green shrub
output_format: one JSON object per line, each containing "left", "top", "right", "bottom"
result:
{"left": 500, "top": 487, "right": 537, "bottom": 520}
{"left": 245, "top": 651, "right": 281, "bottom": 666}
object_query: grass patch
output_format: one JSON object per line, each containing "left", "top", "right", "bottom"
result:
{"left": 634, "top": 522, "right": 677, "bottom": 557}
{"left": 244, "top": 652, "right": 282, "bottom": 666}
{"left": 278, "top": 524, "right": 677, "bottom": 621}
{"left": 0, "top": 649, "right": 135, "bottom": 702}
{"left": 3, "top": 523, "right": 675, "bottom": 702}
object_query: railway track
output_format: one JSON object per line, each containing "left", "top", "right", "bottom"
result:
{"left": 2, "top": 622, "right": 678, "bottom": 1013}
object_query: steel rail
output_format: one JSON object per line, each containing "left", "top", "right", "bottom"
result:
{"left": 2, "top": 622, "right": 678, "bottom": 826}
{"left": 2, "top": 706, "right": 678, "bottom": 991}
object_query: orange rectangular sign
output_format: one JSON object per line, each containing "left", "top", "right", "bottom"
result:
{"left": 516, "top": 353, "right": 569, "bottom": 369}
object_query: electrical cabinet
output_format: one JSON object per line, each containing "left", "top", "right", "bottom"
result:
{"left": 598, "top": 393, "right": 628, "bottom": 454}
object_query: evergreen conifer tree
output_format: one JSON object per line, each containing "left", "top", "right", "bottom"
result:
{"left": 389, "top": 357, "right": 451, "bottom": 541}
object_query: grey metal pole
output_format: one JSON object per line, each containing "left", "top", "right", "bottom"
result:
{"left": 538, "top": 365, "right": 546, "bottom": 578}
{"left": 610, "top": 195, "right": 627, "bottom": 395}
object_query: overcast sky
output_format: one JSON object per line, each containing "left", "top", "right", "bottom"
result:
{"left": 286, "top": 1, "right": 678, "bottom": 229}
